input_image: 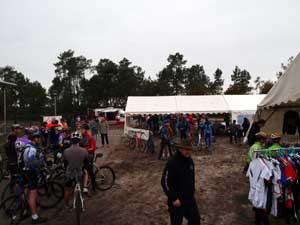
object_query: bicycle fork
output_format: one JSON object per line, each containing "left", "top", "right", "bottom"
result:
{"left": 73, "top": 184, "right": 85, "bottom": 212}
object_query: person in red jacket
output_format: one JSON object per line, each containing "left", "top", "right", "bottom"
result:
{"left": 80, "top": 124, "right": 97, "bottom": 193}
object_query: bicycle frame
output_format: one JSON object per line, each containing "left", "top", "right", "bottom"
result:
{"left": 73, "top": 178, "right": 85, "bottom": 212}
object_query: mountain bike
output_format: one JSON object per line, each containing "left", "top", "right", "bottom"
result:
{"left": 1, "top": 167, "right": 64, "bottom": 209}
{"left": 128, "top": 131, "right": 148, "bottom": 152}
{"left": 92, "top": 153, "right": 115, "bottom": 191}
{"left": 0, "top": 174, "right": 30, "bottom": 225}
{"left": 72, "top": 171, "right": 85, "bottom": 225}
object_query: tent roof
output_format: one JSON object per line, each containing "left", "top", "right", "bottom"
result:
{"left": 258, "top": 52, "right": 300, "bottom": 109}
{"left": 224, "top": 95, "right": 266, "bottom": 112}
{"left": 126, "top": 95, "right": 265, "bottom": 115}
{"left": 125, "top": 96, "right": 178, "bottom": 114}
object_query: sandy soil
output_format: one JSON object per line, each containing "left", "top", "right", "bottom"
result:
{"left": 1, "top": 129, "right": 257, "bottom": 225}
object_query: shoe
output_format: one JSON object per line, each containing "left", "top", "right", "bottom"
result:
{"left": 32, "top": 217, "right": 48, "bottom": 224}
{"left": 84, "top": 192, "right": 92, "bottom": 198}
{"left": 21, "top": 209, "right": 31, "bottom": 220}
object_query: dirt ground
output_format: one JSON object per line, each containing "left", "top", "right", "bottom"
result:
{"left": 0, "top": 128, "right": 269, "bottom": 225}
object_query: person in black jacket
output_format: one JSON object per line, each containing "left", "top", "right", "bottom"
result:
{"left": 161, "top": 140, "right": 200, "bottom": 225}
{"left": 247, "top": 119, "right": 265, "bottom": 147}
{"left": 4, "top": 124, "right": 22, "bottom": 178}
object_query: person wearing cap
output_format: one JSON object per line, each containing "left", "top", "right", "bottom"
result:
{"left": 22, "top": 128, "right": 47, "bottom": 224}
{"left": 267, "top": 132, "right": 282, "bottom": 157}
{"left": 80, "top": 124, "right": 96, "bottom": 193}
{"left": 4, "top": 124, "right": 22, "bottom": 182}
{"left": 161, "top": 140, "right": 201, "bottom": 225}
{"left": 246, "top": 131, "right": 268, "bottom": 164}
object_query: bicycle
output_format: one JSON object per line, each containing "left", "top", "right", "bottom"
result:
{"left": 92, "top": 153, "right": 115, "bottom": 191}
{"left": 128, "top": 131, "right": 148, "bottom": 152}
{"left": 0, "top": 174, "right": 30, "bottom": 225}
{"left": 1, "top": 167, "right": 64, "bottom": 209}
{"left": 72, "top": 171, "right": 85, "bottom": 225}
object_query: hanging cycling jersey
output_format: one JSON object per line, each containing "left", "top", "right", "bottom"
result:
{"left": 247, "top": 148, "right": 300, "bottom": 223}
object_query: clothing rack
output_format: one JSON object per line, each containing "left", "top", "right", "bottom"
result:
{"left": 254, "top": 147, "right": 300, "bottom": 153}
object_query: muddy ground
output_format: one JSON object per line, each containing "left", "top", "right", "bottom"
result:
{"left": 1, "top": 128, "right": 294, "bottom": 225}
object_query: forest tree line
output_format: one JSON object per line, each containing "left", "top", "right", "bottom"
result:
{"left": 0, "top": 49, "right": 292, "bottom": 120}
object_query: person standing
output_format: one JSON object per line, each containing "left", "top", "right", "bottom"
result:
{"left": 161, "top": 140, "right": 201, "bottom": 225}
{"left": 80, "top": 124, "right": 97, "bottom": 193}
{"left": 158, "top": 121, "right": 173, "bottom": 160}
{"left": 40, "top": 122, "right": 49, "bottom": 147}
{"left": 177, "top": 116, "right": 189, "bottom": 141}
{"left": 242, "top": 118, "right": 250, "bottom": 137}
{"left": 89, "top": 118, "right": 99, "bottom": 140}
{"left": 22, "top": 128, "right": 47, "bottom": 224}
{"left": 99, "top": 118, "right": 109, "bottom": 147}
{"left": 246, "top": 132, "right": 267, "bottom": 165}
{"left": 203, "top": 118, "right": 213, "bottom": 150}
{"left": 247, "top": 119, "right": 266, "bottom": 147}
{"left": 63, "top": 131, "right": 89, "bottom": 208}
{"left": 267, "top": 133, "right": 282, "bottom": 157}
{"left": 4, "top": 124, "right": 22, "bottom": 182}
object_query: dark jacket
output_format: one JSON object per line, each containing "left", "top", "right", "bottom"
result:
{"left": 5, "top": 134, "right": 18, "bottom": 164}
{"left": 161, "top": 151, "right": 195, "bottom": 206}
{"left": 248, "top": 122, "right": 261, "bottom": 147}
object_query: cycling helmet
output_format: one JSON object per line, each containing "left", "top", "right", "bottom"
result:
{"left": 11, "top": 124, "right": 22, "bottom": 129}
{"left": 55, "top": 126, "right": 63, "bottom": 131}
{"left": 28, "top": 126, "right": 40, "bottom": 138}
{"left": 71, "top": 131, "right": 82, "bottom": 140}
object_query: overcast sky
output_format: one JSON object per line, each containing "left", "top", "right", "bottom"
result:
{"left": 1, "top": 0, "right": 300, "bottom": 90}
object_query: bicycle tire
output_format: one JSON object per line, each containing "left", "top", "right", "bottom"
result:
{"left": 138, "top": 140, "right": 147, "bottom": 153}
{"left": 0, "top": 194, "right": 22, "bottom": 224}
{"left": 1, "top": 182, "right": 15, "bottom": 203}
{"left": 75, "top": 192, "right": 82, "bottom": 225}
{"left": 37, "top": 181, "right": 64, "bottom": 209}
{"left": 95, "top": 166, "right": 115, "bottom": 191}
{"left": 129, "top": 138, "right": 136, "bottom": 151}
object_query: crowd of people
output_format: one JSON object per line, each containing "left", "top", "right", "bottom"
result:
{"left": 3, "top": 117, "right": 103, "bottom": 224}
{"left": 156, "top": 115, "right": 214, "bottom": 160}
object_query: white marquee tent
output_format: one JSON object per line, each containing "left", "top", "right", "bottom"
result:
{"left": 257, "top": 52, "right": 300, "bottom": 134}
{"left": 126, "top": 95, "right": 265, "bottom": 122}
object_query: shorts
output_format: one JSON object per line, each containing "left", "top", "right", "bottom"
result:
{"left": 8, "top": 164, "right": 19, "bottom": 177}
{"left": 65, "top": 178, "right": 76, "bottom": 189}
{"left": 23, "top": 170, "right": 38, "bottom": 190}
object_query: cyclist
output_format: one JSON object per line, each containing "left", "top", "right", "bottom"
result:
{"left": 63, "top": 131, "right": 89, "bottom": 209}
{"left": 80, "top": 124, "right": 96, "bottom": 193}
{"left": 22, "top": 127, "right": 47, "bottom": 224}
{"left": 4, "top": 124, "right": 22, "bottom": 181}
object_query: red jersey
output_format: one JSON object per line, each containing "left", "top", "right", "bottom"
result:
{"left": 82, "top": 132, "right": 96, "bottom": 154}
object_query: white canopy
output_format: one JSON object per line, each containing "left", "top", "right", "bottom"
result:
{"left": 126, "top": 95, "right": 265, "bottom": 117}
{"left": 258, "top": 52, "right": 300, "bottom": 109}
{"left": 224, "top": 95, "right": 266, "bottom": 113}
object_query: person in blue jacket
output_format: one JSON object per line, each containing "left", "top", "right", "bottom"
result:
{"left": 203, "top": 118, "right": 213, "bottom": 151}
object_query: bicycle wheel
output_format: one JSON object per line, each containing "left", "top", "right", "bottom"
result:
{"left": 1, "top": 182, "right": 16, "bottom": 202}
{"left": 37, "top": 181, "right": 64, "bottom": 209}
{"left": 138, "top": 140, "right": 147, "bottom": 153}
{"left": 95, "top": 166, "right": 115, "bottom": 191}
{"left": 75, "top": 192, "right": 82, "bottom": 225}
{"left": 128, "top": 138, "right": 136, "bottom": 151}
{"left": 0, "top": 195, "right": 22, "bottom": 224}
